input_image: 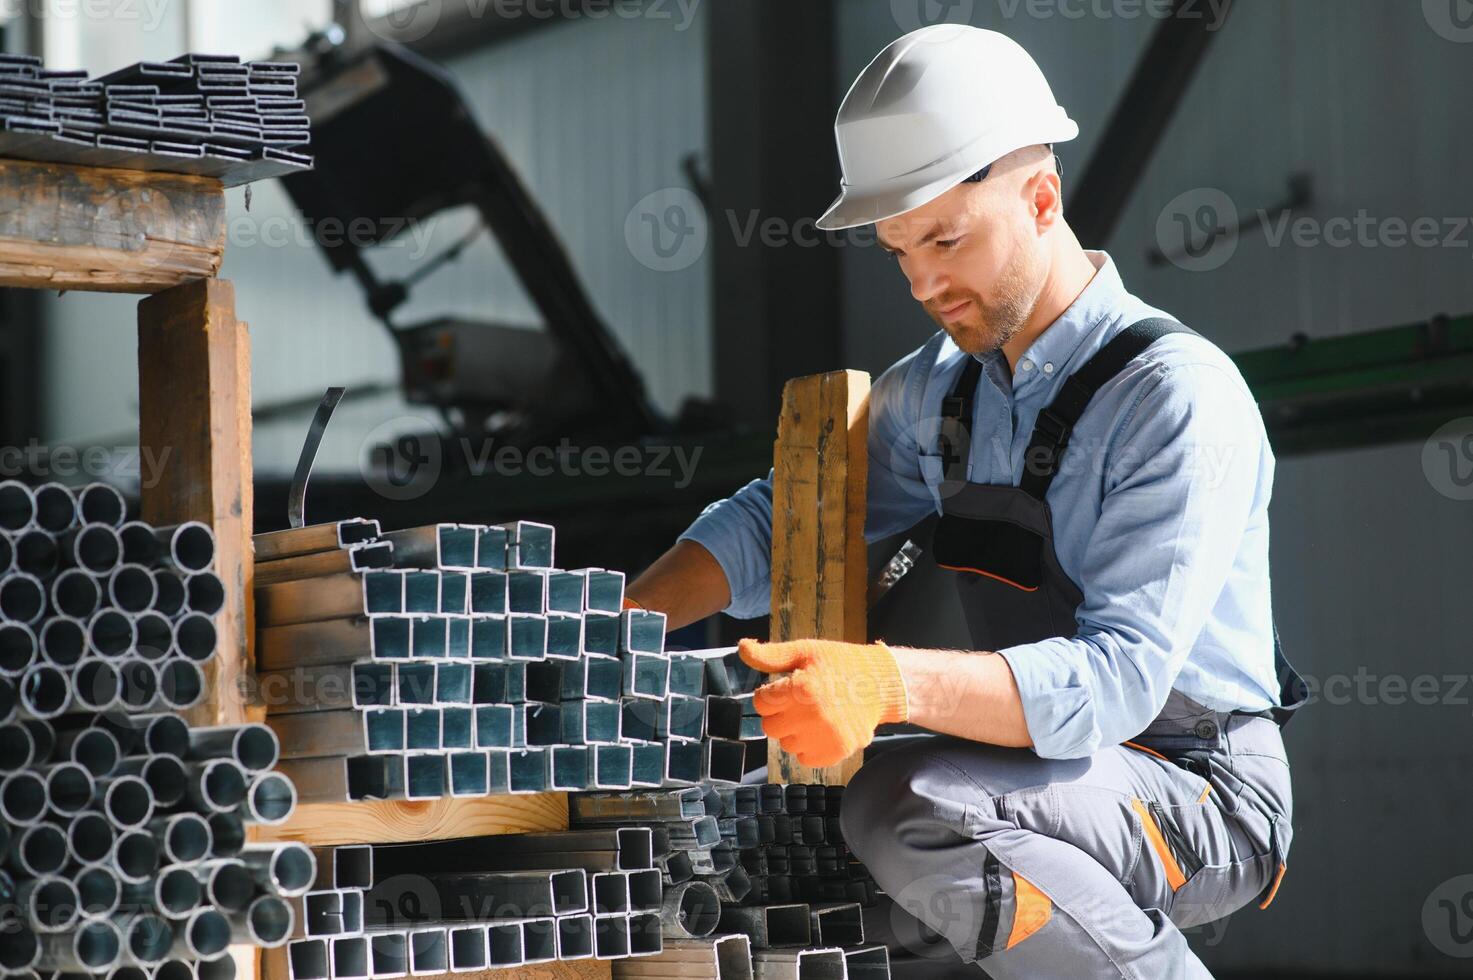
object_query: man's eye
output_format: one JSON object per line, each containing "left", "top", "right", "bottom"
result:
{"left": 937, "top": 238, "right": 960, "bottom": 249}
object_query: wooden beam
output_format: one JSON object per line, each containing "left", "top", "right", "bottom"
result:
{"left": 0, "top": 158, "right": 225, "bottom": 293}
{"left": 250, "top": 793, "right": 573, "bottom": 847}
{"left": 138, "top": 278, "right": 256, "bottom": 728}
{"left": 767, "top": 370, "right": 870, "bottom": 786}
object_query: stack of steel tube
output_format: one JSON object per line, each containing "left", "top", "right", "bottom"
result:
{"left": 278, "top": 829, "right": 665, "bottom": 978}
{"left": 0, "top": 480, "right": 309, "bottom": 977}
{"left": 258, "top": 520, "right": 752, "bottom": 801}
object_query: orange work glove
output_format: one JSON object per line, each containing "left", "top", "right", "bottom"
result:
{"left": 739, "top": 638, "right": 909, "bottom": 768}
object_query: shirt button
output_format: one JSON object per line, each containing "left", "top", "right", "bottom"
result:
{"left": 1194, "top": 720, "right": 1219, "bottom": 740}
{"left": 1042, "top": 362, "right": 1055, "bottom": 374}
{"left": 1019, "top": 359, "right": 1033, "bottom": 372}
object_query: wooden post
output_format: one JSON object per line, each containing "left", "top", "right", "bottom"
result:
{"left": 767, "top": 369, "right": 870, "bottom": 786}
{"left": 138, "top": 278, "right": 256, "bottom": 728}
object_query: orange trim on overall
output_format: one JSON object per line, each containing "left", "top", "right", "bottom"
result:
{"left": 1006, "top": 872, "right": 1052, "bottom": 950}
{"left": 1197, "top": 784, "right": 1213, "bottom": 804}
{"left": 936, "top": 563, "right": 1039, "bottom": 592}
{"left": 1258, "top": 862, "right": 1287, "bottom": 909}
{"left": 1131, "top": 797, "right": 1187, "bottom": 891}
{"left": 1122, "top": 740, "right": 1170, "bottom": 762}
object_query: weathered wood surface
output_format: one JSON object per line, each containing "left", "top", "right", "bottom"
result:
{"left": 250, "top": 793, "right": 573, "bottom": 847}
{"left": 0, "top": 158, "right": 225, "bottom": 292}
{"left": 767, "top": 369, "right": 870, "bottom": 786}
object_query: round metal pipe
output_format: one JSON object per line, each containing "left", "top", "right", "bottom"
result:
{"left": 116, "top": 753, "right": 188, "bottom": 809}
{"left": 195, "top": 859, "right": 254, "bottom": 913}
{"left": 0, "top": 676, "right": 14, "bottom": 726}
{"left": 183, "top": 572, "right": 225, "bottom": 616}
{"left": 41, "top": 760, "right": 94, "bottom": 817}
{"left": 242, "top": 771, "right": 297, "bottom": 826}
{"left": 149, "top": 865, "right": 204, "bottom": 919}
{"left": 74, "top": 864, "right": 122, "bottom": 920}
{"left": 109, "top": 966, "right": 151, "bottom": 980}
{"left": 185, "top": 759, "right": 248, "bottom": 814}
{"left": 187, "top": 724, "right": 280, "bottom": 773}
{"left": 60, "top": 523, "right": 122, "bottom": 575}
{"left": 149, "top": 813, "right": 213, "bottom": 865}
{"left": 170, "top": 613, "right": 217, "bottom": 663}
{"left": 0, "top": 721, "right": 37, "bottom": 772}
{"left": 0, "top": 622, "right": 37, "bottom": 676}
{"left": 52, "top": 569, "right": 102, "bottom": 619}
{"left": 240, "top": 843, "right": 316, "bottom": 898}
{"left": 0, "top": 768, "right": 46, "bottom": 825}
{"left": 0, "top": 573, "right": 46, "bottom": 625}
{"left": 119, "top": 912, "right": 172, "bottom": 967}
{"left": 9, "top": 822, "right": 68, "bottom": 876}
{"left": 0, "top": 480, "right": 36, "bottom": 532}
{"left": 66, "top": 810, "right": 116, "bottom": 866}
{"left": 169, "top": 908, "right": 230, "bottom": 961}
{"left": 206, "top": 812, "right": 245, "bottom": 858}
{"left": 152, "top": 660, "right": 204, "bottom": 712}
{"left": 156, "top": 960, "right": 195, "bottom": 980}
{"left": 32, "top": 484, "right": 78, "bottom": 535}
{"left": 17, "top": 663, "right": 69, "bottom": 719}
{"left": 64, "top": 725, "right": 121, "bottom": 778}
{"left": 37, "top": 918, "right": 122, "bottom": 972}
{"left": 119, "top": 521, "right": 161, "bottom": 566}
{"left": 13, "top": 530, "right": 58, "bottom": 579}
{"left": 131, "top": 612, "right": 173, "bottom": 661}
{"left": 17, "top": 875, "right": 81, "bottom": 933}
{"left": 196, "top": 956, "right": 238, "bottom": 980}
{"left": 38, "top": 617, "right": 86, "bottom": 668}
{"left": 112, "top": 829, "right": 161, "bottom": 884}
{"left": 150, "top": 568, "right": 186, "bottom": 618}
{"left": 118, "top": 658, "right": 158, "bottom": 710}
{"left": 73, "top": 658, "right": 124, "bottom": 713}
{"left": 100, "top": 774, "right": 155, "bottom": 829}
{"left": 87, "top": 609, "right": 136, "bottom": 658}
{"left": 228, "top": 894, "right": 294, "bottom": 948}
{"left": 21, "top": 717, "right": 54, "bottom": 762}
{"left": 78, "top": 483, "right": 127, "bottom": 529}
{"left": 0, "top": 926, "right": 40, "bottom": 974}
{"left": 0, "top": 530, "right": 12, "bottom": 576}
{"left": 108, "top": 564, "right": 157, "bottom": 614}
{"left": 134, "top": 712, "right": 190, "bottom": 757}
{"left": 160, "top": 522, "right": 215, "bottom": 574}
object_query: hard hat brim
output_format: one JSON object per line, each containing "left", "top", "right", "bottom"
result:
{"left": 814, "top": 118, "right": 1080, "bottom": 232}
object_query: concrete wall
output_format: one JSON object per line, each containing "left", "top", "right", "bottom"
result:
{"left": 837, "top": 1, "right": 1473, "bottom": 974}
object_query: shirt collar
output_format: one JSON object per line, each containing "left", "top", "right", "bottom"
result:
{"left": 1009, "top": 250, "right": 1125, "bottom": 392}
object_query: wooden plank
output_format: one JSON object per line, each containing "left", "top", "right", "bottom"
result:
{"left": 767, "top": 370, "right": 870, "bottom": 787}
{"left": 251, "top": 793, "right": 573, "bottom": 847}
{"left": 138, "top": 278, "right": 257, "bottom": 728}
{"left": 0, "top": 158, "right": 225, "bottom": 292}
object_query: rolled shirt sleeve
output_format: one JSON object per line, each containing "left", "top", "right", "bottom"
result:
{"left": 998, "top": 362, "right": 1269, "bottom": 759}
{"left": 679, "top": 345, "right": 940, "bottom": 620}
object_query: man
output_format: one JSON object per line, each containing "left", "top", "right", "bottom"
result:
{"left": 628, "top": 24, "right": 1303, "bottom": 979}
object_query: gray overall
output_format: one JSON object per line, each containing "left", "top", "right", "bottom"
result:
{"left": 841, "top": 320, "right": 1306, "bottom": 979}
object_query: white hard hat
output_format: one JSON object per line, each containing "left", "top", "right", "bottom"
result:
{"left": 816, "top": 25, "right": 1078, "bottom": 231}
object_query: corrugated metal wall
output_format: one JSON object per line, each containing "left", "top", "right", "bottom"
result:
{"left": 39, "top": 4, "right": 710, "bottom": 478}
{"left": 837, "top": 1, "right": 1473, "bottom": 974}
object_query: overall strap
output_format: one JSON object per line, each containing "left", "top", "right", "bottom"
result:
{"left": 937, "top": 355, "right": 985, "bottom": 484}
{"left": 1018, "top": 317, "right": 1198, "bottom": 500}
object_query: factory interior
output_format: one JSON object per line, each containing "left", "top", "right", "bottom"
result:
{"left": 0, "top": 1, "right": 1468, "bottom": 978}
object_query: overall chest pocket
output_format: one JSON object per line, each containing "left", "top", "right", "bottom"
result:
{"left": 932, "top": 512, "right": 1048, "bottom": 592}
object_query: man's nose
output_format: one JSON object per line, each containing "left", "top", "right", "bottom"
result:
{"left": 908, "top": 260, "right": 947, "bottom": 305}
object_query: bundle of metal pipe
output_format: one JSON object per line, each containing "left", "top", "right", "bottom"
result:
{"left": 0, "top": 482, "right": 307, "bottom": 975}
{"left": 277, "top": 831, "right": 669, "bottom": 978}
{"left": 258, "top": 520, "right": 754, "bottom": 802}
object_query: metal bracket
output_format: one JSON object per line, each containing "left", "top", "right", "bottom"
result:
{"left": 288, "top": 386, "right": 346, "bottom": 529}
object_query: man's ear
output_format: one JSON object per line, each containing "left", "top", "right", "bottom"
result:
{"left": 1031, "top": 166, "right": 1064, "bottom": 230}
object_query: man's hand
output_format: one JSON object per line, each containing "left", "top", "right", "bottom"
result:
{"left": 739, "top": 638, "right": 909, "bottom": 768}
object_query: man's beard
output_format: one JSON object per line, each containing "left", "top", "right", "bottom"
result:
{"left": 927, "top": 249, "right": 1042, "bottom": 356}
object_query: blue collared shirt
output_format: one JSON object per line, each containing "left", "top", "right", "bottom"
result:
{"left": 680, "top": 251, "right": 1281, "bottom": 759}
